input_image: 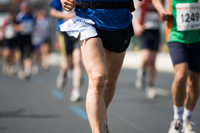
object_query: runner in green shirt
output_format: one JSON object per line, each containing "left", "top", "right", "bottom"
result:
{"left": 152, "top": 0, "right": 200, "bottom": 132}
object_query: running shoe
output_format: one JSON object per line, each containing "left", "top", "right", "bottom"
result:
{"left": 7, "top": 65, "right": 16, "bottom": 77}
{"left": 2, "top": 63, "right": 8, "bottom": 75}
{"left": 145, "top": 85, "right": 157, "bottom": 99}
{"left": 18, "top": 70, "right": 25, "bottom": 79}
{"left": 56, "top": 73, "right": 66, "bottom": 89}
{"left": 182, "top": 121, "right": 196, "bottom": 133}
{"left": 70, "top": 88, "right": 81, "bottom": 102}
{"left": 32, "top": 65, "right": 39, "bottom": 75}
{"left": 135, "top": 69, "right": 145, "bottom": 90}
{"left": 105, "top": 116, "right": 110, "bottom": 133}
{"left": 168, "top": 119, "right": 182, "bottom": 133}
{"left": 24, "top": 72, "right": 30, "bottom": 80}
{"left": 18, "top": 70, "right": 30, "bottom": 80}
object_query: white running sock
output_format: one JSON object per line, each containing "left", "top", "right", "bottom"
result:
{"left": 173, "top": 105, "right": 184, "bottom": 120}
{"left": 182, "top": 107, "right": 192, "bottom": 121}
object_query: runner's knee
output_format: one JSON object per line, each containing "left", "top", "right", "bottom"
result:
{"left": 174, "top": 72, "right": 187, "bottom": 85}
{"left": 89, "top": 73, "right": 107, "bottom": 90}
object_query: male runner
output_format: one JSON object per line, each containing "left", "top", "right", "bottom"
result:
{"left": 0, "top": 17, "right": 6, "bottom": 64}
{"left": 32, "top": 9, "right": 51, "bottom": 74}
{"left": 50, "top": 0, "right": 82, "bottom": 102}
{"left": 60, "top": 0, "right": 136, "bottom": 132}
{"left": 1, "top": 11, "right": 17, "bottom": 76}
{"left": 133, "top": 0, "right": 161, "bottom": 99}
{"left": 152, "top": 0, "right": 200, "bottom": 132}
{"left": 14, "top": 1, "right": 34, "bottom": 79}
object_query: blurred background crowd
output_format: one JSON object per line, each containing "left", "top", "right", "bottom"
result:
{"left": 0, "top": 0, "right": 55, "bottom": 78}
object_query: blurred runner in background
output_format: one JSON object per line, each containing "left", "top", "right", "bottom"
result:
{"left": 1, "top": 11, "right": 18, "bottom": 76}
{"left": 0, "top": 15, "right": 6, "bottom": 70}
{"left": 50, "top": 0, "right": 82, "bottom": 102}
{"left": 153, "top": 0, "right": 200, "bottom": 132}
{"left": 132, "top": 0, "right": 163, "bottom": 99}
{"left": 0, "top": 18, "right": 5, "bottom": 63}
{"left": 14, "top": 1, "right": 34, "bottom": 80}
{"left": 32, "top": 9, "right": 51, "bottom": 75}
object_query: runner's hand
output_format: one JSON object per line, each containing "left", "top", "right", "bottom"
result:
{"left": 133, "top": 22, "right": 144, "bottom": 36}
{"left": 60, "top": 0, "right": 78, "bottom": 11}
{"left": 159, "top": 9, "right": 172, "bottom": 21}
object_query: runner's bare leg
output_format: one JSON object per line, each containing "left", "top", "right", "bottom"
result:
{"left": 80, "top": 37, "right": 107, "bottom": 133}
{"left": 104, "top": 49, "right": 126, "bottom": 109}
{"left": 184, "top": 70, "right": 200, "bottom": 111}
{"left": 172, "top": 63, "right": 188, "bottom": 107}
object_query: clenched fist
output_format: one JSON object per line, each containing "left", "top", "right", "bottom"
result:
{"left": 159, "top": 9, "right": 172, "bottom": 21}
{"left": 60, "top": 0, "right": 78, "bottom": 11}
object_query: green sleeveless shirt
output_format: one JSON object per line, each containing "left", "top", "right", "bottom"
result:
{"left": 167, "top": 0, "right": 200, "bottom": 43}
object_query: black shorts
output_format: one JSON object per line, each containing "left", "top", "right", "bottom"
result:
{"left": 139, "top": 29, "right": 160, "bottom": 51}
{"left": 59, "top": 32, "right": 80, "bottom": 56}
{"left": 17, "top": 34, "right": 33, "bottom": 59}
{"left": 0, "top": 40, "right": 4, "bottom": 48}
{"left": 44, "top": 37, "right": 51, "bottom": 44}
{"left": 95, "top": 23, "right": 134, "bottom": 53}
{"left": 168, "top": 42, "right": 200, "bottom": 73}
{"left": 32, "top": 37, "right": 51, "bottom": 50}
{"left": 4, "top": 38, "right": 17, "bottom": 49}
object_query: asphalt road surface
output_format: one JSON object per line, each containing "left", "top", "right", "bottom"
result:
{"left": 0, "top": 65, "right": 200, "bottom": 133}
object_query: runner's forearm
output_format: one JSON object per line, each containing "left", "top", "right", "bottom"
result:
{"left": 132, "top": 1, "right": 142, "bottom": 26}
{"left": 152, "top": 0, "right": 165, "bottom": 15}
{"left": 50, "top": 8, "right": 66, "bottom": 19}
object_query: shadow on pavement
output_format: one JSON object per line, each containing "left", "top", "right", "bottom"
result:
{"left": 0, "top": 127, "right": 7, "bottom": 130}
{"left": 0, "top": 109, "right": 59, "bottom": 118}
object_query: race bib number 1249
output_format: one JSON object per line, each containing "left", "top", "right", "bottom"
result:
{"left": 176, "top": 3, "right": 200, "bottom": 31}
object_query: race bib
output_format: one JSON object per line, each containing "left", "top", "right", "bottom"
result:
{"left": 21, "top": 20, "right": 33, "bottom": 34}
{"left": 176, "top": 3, "right": 200, "bottom": 31}
{"left": 144, "top": 12, "right": 160, "bottom": 29}
{"left": 5, "top": 24, "right": 16, "bottom": 39}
